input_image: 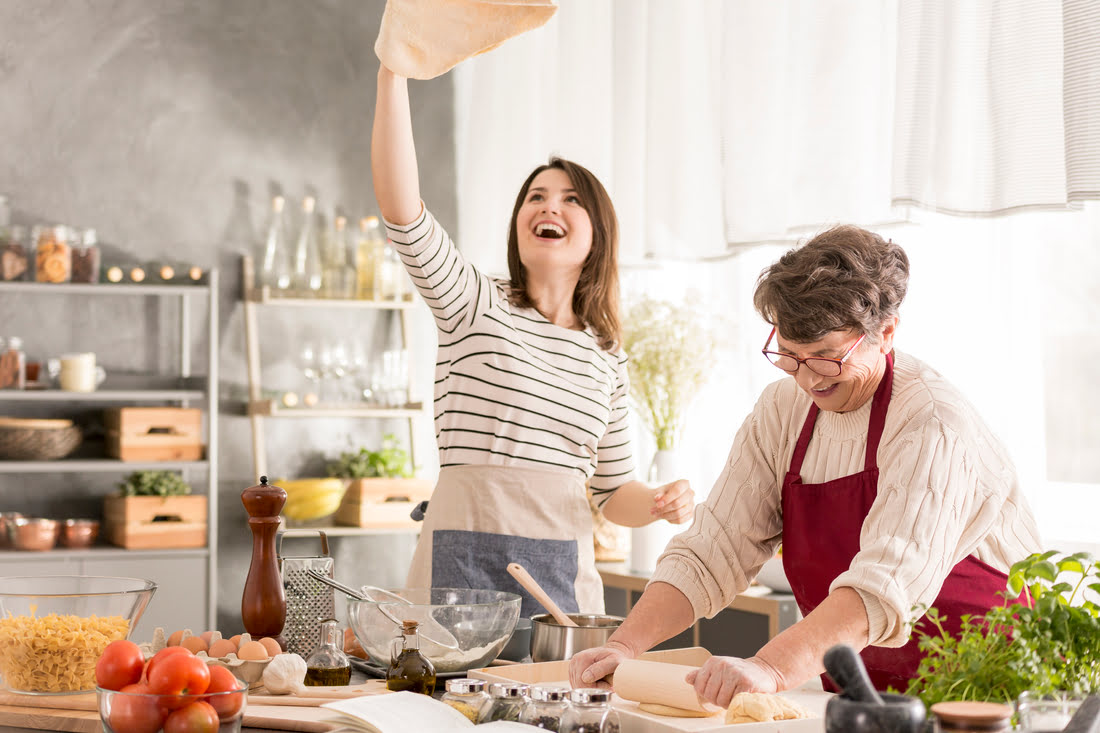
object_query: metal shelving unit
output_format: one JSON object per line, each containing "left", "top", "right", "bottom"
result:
{"left": 241, "top": 255, "right": 428, "bottom": 481}
{"left": 0, "top": 275, "right": 219, "bottom": 630}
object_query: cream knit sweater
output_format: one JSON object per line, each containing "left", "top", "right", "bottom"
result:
{"left": 649, "top": 351, "right": 1043, "bottom": 647}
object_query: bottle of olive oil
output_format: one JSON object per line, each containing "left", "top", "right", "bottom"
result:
{"left": 304, "top": 619, "right": 351, "bottom": 686}
{"left": 386, "top": 619, "right": 436, "bottom": 695}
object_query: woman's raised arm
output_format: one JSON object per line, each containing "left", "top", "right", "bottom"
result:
{"left": 372, "top": 65, "right": 423, "bottom": 226}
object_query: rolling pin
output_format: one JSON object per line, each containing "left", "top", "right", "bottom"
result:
{"left": 612, "top": 659, "right": 723, "bottom": 715}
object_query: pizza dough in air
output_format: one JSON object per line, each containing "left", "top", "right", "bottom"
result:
{"left": 725, "top": 692, "right": 811, "bottom": 724}
{"left": 638, "top": 703, "right": 719, "bottom": 718}
{"left": 375, "top": 0, "right": 558, "bottom": 79}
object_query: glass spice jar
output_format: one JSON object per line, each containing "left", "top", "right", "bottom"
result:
{"left": 70, "top": 228, "right": 100, "bottom": 284}
{"left": 441, "top": 678, "right": 491, "bottom": 724}
{"left": 0, "top": 336, "right": 27, "bottom": 390}
{"left": 303, "top": 618, "right": 351, "bottom": 686}
{"left": 560, "top": 688, "right": 620, "bottom": 733}
{"left": 930, "top": 701, "right": 1012, "bottom": 733}
{"left": 1, "top": 226, "right": 29, "bottom": 281}
{"left": 34, "top": 225, "right": 72, "bottom": 283}
{"left": 487, "top": 682, "right": 530, "bottom": 723}
{"left": 520, "top": 685, "right": 570, "bottom": 731}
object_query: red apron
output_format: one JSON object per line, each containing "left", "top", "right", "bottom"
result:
{"left": 780, "top": 353, "right": 1017, "bottom": 692}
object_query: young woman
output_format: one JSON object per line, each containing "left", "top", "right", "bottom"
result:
{"left": 371, "top": 65, "right": 695, "bottom": 618}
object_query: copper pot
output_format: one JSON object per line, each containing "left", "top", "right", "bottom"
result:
{"left": 60, "top": 519, "right": 100, "bottom": 549}
{"left": 0, "top": 512, "right": 23, "bottom": 548}
{"left": 11, "top": 517, "right": 60, "bottom": 551}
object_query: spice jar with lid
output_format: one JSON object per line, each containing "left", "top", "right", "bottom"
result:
{"left": 441, "top": 678, "right": 491, "bottom": 723}
{"left": 70, "top": 229, "right": 100, "bottom": 284}
{"left": 34, "top": 225, "right": 72, "bottom": 283}
{"left": 560, "top": 688, "right": 620, "bottom": 733}
{"left": 930, "top": 701, "right": 1013, "bottom": 733}
{"left": 520, "top": 685, "right": 570, "bottom": 731}
{"left": 0, "top": 336, "right": 26, "bottom": 390}
{"left": 303, "top": 618, "right": 351, "bottom": 686}
{"left": 487, "top": 682, "right": 530, "bottom": 722}
{"left": 1, "top": 226, "right": 29, "bottom": 281}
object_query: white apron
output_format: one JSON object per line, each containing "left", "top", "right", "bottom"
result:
{"left": 406, "top": 465, "right": 604, "bottom": 617}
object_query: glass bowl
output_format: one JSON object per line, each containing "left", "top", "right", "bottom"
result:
{"left": 0, "top": 575, "right": 156, "bottom": 694}
{"left": 97, "top": 680, "right": 248, "bottom": 733}
{"left": 347, "top": 588, "right": 521, "bottom": 673}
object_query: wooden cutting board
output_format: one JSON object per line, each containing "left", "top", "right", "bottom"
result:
{"left": 249, "top": 680, "right": 390, "bottom": 705}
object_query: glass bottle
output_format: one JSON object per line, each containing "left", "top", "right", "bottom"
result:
{"left": 259, "top": 195, "right": 291, "bottom": 294}
{"left": 487, "top": 682, "right": 530, "bottom": 723}
{"left": 386, "top": 620, "right": 435, "bottom": 695}
{"left": 560, "top": 688, "right": 619, "bottom": 733}
{"left": 303, "top": 618, "right": 351, "bottom": 686}
{"left": 521, "top": 685, "right": 570, "bottom": 731}
{"left": 356, "top": 216, "right": 385, "bottom": 300}
{"left": 292, "top": 195, "right": 322, "bottom": 297}
{"left": 1, "top": 336, "right": 27, "bottom": 390}
{"left": 321, "top": 214, "right": 355, "bottom": 299}
{"left": 1, "top": 225, "right": 29, "bottom": 282}
{"left": 379, "top": 237, "right": 407, "bottom": 301}
{"left": 70, "top": 229, "right": 100, "bottom": 284}
{"left": 441, "top": 678, "right": 491, "bottom": 724}
{"left": 34, "top": 225, "right": 72, "bottom": 283}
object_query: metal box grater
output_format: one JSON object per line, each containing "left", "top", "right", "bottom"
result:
{"left": 278, "top": 530, "right": 335, "bottom": 658}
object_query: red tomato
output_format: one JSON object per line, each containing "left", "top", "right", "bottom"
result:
{"left": 147, "top": 651, "right": 210, "bottom": 700}
{"left": 142, "top": 646, "right": 191, "bottom": 684}
{"left": 108, "top": 683, "right": 166, "bottom": 733}
{"left": 96, "top": 640, "right": 145, "bottom": 692}
{"left": 203, "top": 665, "right": 245, "bottom": 719}
{"left": 163, "top": 700, "right": 219, "bottom": 733}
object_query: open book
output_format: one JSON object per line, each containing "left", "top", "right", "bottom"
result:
{"left": 322, "top": 691, "right": 534, "bottom": 733}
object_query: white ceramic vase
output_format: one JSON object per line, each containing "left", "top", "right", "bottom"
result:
{"left": 629, "top": 449, "right": 684, "bottom": 574}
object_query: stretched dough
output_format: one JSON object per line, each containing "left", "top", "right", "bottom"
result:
{"left": 639, "top": 703, "right": 719, "bottom": 718}
{"left": 375, "top": 0, "right": 558, "bottom": 80}
{"left": 725, "top": 692, "right": 811, "bottom": 724}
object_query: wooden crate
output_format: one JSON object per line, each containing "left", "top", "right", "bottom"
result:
{"left": 104, "top": 495, "right": 207, "bottom": 549}
{"left": 333, "top": 478, "right": 434, "bottom": 528}
{"left": 104, "top": 407, "right": 203, "bottom": 462}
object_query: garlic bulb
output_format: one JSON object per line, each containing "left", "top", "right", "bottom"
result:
{"left": 262, "top": 652, "right": 308, "bottom": 695}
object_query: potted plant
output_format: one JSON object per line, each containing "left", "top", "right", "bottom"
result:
{"left": 328, "top": 434, "right": 433, "bottom": 528}
{"left": 104, "top": 471, "right": 207, "bottom": 549}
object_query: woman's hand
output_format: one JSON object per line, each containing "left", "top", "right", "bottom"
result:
{"left": 685, "top": 656, "right": 781, "bottom": 708}
{"left": 568, "top": 640, "right": 634, "bottom": 688}
{"left": 652, "top": 479, "right": 694, "bottom": 524}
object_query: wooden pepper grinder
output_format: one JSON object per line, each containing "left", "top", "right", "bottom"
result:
{"left": 241, "top": 475, "right": 287, "bottom": 647}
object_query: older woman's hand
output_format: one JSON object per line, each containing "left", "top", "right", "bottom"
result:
{"left": 568, "top": 641, "right": 633, "bottom": 689}
{"left": 652, "top": 479, "right": 694, "bottom": 524}
{"left": 685, "top": 655, "right": 781, "bottom": 708}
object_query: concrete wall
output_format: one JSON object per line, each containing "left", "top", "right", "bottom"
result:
{"left": 0, "top": 0, "right": 454, "bottom": 631}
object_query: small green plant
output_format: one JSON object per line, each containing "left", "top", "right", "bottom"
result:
{"left": 118, "top": 470, "right": 192, "bottom": 497}
{"left": 905, "top": 550, "right": 1100, "bottom": 707}
{"left": 326, "top": 434, "right": 412, "bottom": 479}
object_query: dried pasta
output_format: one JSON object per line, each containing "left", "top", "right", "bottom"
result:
{"left": 0, "top": 612, "right": 130, "bottom": 693}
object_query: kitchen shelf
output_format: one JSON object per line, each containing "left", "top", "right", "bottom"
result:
{"left": 245, "top": 286, "right": 414, "bottom": 309}
{"left": 0, "top": 458, "right": 210, "bottom": 473}
{"left": 0, "top": 281, "right": 209, "bottom": 296}
{"left": 0, "top": 547, "right": 209, "bottom": 560}
{"left": 0, "top": 374, "right": 206, "bottom": 402}
{"left": 246, "top": 399, "right": 424, "bottom": 418}
{"left": 279, "top": 525, "right": 417, "bottom": 538}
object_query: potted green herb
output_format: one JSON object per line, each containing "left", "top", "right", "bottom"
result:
{"left": 326, "top": 434, "right": 432, "bottom": 528}
{"left": 104, "top": 471, "right": 207, "bottom": 549}
{"left": 906, "top": 550, "right": 1100, "bottom": 707}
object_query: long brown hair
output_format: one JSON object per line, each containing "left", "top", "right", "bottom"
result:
{"left": 506, "top": 157, "right": 622, "bottom": 351}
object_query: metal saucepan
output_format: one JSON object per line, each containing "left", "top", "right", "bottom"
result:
{"left": 530, "top": 612, "right": 623, "bottom": 662}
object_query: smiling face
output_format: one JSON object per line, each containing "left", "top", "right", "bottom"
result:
{"left": 514, "top": 168, "right": 593, "bottom": 279}
{"left": 775, "top": 318, "right": 896, "bottom": 413}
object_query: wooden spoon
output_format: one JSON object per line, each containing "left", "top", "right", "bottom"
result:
{"left": 506, "top": 562, "right": 578, "bottom": 627}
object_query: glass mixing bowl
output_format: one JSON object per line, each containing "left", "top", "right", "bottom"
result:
{"left": 0, "top": 575, "right": 156, "bottom": 694}
{"left": 347, "top": 588, "right": 521, "bottom": 673}
{"left": 97, "top": 680, "right": 248, "bottom": 733}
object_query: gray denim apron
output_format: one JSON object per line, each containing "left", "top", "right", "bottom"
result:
{"left": 406, "top": 464, "right": 604, "bottom": 618}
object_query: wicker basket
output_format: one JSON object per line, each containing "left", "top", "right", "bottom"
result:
{"left": 0, "top": 417, "right": 83, "bottom": 461}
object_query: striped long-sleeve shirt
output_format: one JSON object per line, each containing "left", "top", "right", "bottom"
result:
{"left": 384, "top": 207, "right": 636, "bottom": 503}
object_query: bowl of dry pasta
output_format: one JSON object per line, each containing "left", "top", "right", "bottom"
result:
{"left": 0, "top": 575, "right": 156, "bottom": 694}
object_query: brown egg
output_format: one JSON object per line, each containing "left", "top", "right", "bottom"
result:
{"left": 167, "top": 629, "right": 185, "bottom": 647}
{"left": 181, "top": 635, "right": 209, "bottom": 654}
{"left": 258, "top": 636, "right": 282, "bottom": 657}
{"left": 199, "top": 630, "right": 217, "bottom": 645}
{"left": 207, "top": 639, "right": 237, "bottom": 658}
{"left": 229, "top": 634, "right": 243, "bottom": 647}
{"left": 237, "top": 640, "right": 269, "bottom": 661}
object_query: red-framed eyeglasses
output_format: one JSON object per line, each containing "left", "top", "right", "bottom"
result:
{"left": 762, "top": 327, "right": 866, "bottom": 377}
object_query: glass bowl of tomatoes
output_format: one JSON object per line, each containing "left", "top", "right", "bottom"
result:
{"left": 96, "top": 643, "right": 248, "bottom": 733}
{"left": 0, "top": 575, "right": 156, "bottom": 694}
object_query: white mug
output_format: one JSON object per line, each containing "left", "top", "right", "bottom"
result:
{"left": 58, "top": 353, "right": 106, "bottom": 392}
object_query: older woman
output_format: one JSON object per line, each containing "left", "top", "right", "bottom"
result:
{"left": 570, "top": 225, "right": 1042, "bottom": 703}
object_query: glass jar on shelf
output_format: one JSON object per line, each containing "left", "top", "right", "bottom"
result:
{"left": 521, "top": 685, "right": 570, "bottom": 730}
{"left": 441, "top": 678, "right": 491, "bottom": 723}
{"left": 258, "top": 195, "right": 292, "bottom": 293}
{"left": 356, "top": 216, "right": 385, "bottom": 300}
{"left": 70, "top": 229, "right": 100, "bottom": 284}
{"left": 560, "top": 688, "right": 619, "bottom": 733}
{"left": 1, "top": 225, "right": 29, "bottom": 281}
{"left": 303, "top": 618, "right": 351, "bottom": 686}
{"left": 34, "top": 225, "right": 72, "bottom": 283}
{"left": 0, "top": 336, "right": 26, "bottom": 390}
{"left": 321, "top": 214, "right": 355, "bottom": 299}
{"left": 292, "top": 195, "right": 322, "bottom": 297}
{"left": 487, "top": 682, "right": 530, "bottom": 723}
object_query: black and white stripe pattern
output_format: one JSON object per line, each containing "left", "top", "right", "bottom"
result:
{"left": 385, "top": 208, "right": 635, "bottom": 502}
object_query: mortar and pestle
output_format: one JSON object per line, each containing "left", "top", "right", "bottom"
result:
{"left": 823, "top": 645, "right": 926, "bottom": 733}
